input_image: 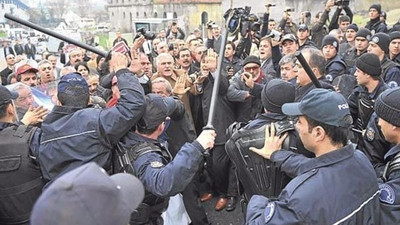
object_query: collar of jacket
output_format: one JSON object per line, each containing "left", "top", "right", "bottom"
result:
{"left": 360, "top": 78, "right": 387, "bottom": 99}
{"left": 51, "top": 105, "right": 87, "bottom": 115}
{"left": 384, "top": 144, "right": 400, "bottom": 162}
{"left": 298, "top": 144, "right": 355, "bottom": 174}
{"left": 255, "top": 112, "right": 288, "bottom": 121}
{"left": 0, "top": 122, "right": 15, "bottom": 131}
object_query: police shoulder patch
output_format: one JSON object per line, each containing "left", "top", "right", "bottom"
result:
{"left": 388, "top": 81, "right": 398, "bottom": 88}
{"left": 379, "top": 183, "right": 396, "bottom": 204}
{"left": 264, "top": 202, "right": 275, "bottom": 223}
{"left": 150, "top": 161, "right": 164, "bottom": 168}
{"left": 366, "top": 127, "right": 375, "bottom": 141}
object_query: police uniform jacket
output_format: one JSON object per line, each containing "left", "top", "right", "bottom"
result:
{"left": 246, "top": 145, "right": 380, "bottom": 225}
{"left": 348, "top": 80, "right": 387, "bottom": 130}
{"left": 325, "top": 54, "right": 348, "bottom": 83}
{"left": 392, "top": 54, "right": 400, "bottom": 65}
{"left": 381, "top": 56, "right": 400, "bottom": 88}
{"left": 359, "top": 113, "right": 392, "bottom": 177}
{"left": 38, "top": 69, "right": 146, "bottom": 182}
{"left": 379, "top": 144, "right": 400, "bottom": 224}
{"left": 343, "top": 48, "right": 367, "bottom": 76}
{"left": 120, "top": 132, "right": 206, "bottom": 197}
{"left": 365, "top": 19, "right": 387, "bottom": 34}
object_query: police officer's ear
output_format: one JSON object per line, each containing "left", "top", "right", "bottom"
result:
{"left": 313, "top": 126, "right": 326, "bottom": 142}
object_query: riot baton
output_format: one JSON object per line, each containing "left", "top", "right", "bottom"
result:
{"left": 4, "top": 13, "right": 108, "bottom": 58}
{"left": 202, "top": 25, "right": 229, "bottom": 156}
{"left": 295, "top": 51, "right": 321, "bottom": 88}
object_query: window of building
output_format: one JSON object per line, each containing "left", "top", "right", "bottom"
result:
{"left": 154, "top": 12, "right": 158, "bottom": 18}
{"left": 123, "top": 12, "right": 126, "bottom": 18}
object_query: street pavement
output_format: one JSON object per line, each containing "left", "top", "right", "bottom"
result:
{"left": 202, "top": 196, "right": 245, "bottom": 225}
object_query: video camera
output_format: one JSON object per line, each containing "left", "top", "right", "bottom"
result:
{"left": 334, "top": 0, "right": 350, "bottom": 6}
{"left": 284, "top": 8, "right": 295, "bottom": 13}
{"left": 265, "top": 3, "right": 276, "bottom": 7}
{"left": 135, "top": 27, "right": 156, "bottom": 40}
{"left": 224, "top": 6, "right": 260, "bottom": 37}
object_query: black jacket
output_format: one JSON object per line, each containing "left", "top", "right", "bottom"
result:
{"left": 325, "top": 54, "right": 348, "bottom": 83}
{"left": 311, "top": 9, "right": 329, "bottom": 48}
{"left": 200, "top": 72, "right": 235, "bottom": 144}
{"left": 365, "top": 18, "right": 387, "bottom": 33}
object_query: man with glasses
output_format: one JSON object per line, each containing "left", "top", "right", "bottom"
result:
{"left": 15, "top": 64, "right": 39, "bottom": 87}
{"left": 228, "top": 55, "right": 268, "bottom": 122}
{"left": 1, "top": 54, "right": 15, "bottom": 85}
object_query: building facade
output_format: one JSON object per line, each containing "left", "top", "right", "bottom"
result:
{"left": 106, "top": 0, "right": 222, "bottom": 34}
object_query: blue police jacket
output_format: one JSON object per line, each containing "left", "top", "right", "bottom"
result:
{"left": 379, "top": 144, "right": 400, "bottom": 224}
{"left": 246, "top": 145, "right": 380, "bottom": 224}
{"left": 38, "top": 69, "right": 146, "bottom": 182}
{"left": 120, "top": 132, "right": 206, "bottom": 197}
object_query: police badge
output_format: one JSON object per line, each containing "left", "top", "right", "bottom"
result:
{"left": 366, "top": 127, "right": 375, "bottom": 141}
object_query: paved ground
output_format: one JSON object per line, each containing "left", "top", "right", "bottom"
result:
{"left": 202, "top": 196, "right": 245, "bottom": 225}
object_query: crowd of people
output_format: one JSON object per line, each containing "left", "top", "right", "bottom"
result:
{"left": 1, "top": 0, "right": 400, "bottom": 224}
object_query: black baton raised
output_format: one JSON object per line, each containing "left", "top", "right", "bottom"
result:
{"left": 295, "top": 51, "right": 321, "bottom": 88}
{"left": 4, "top": 13, "right": 108, "bottom": 58}
{"left": 202, "top": 25, "right": 229, "bottom": 156}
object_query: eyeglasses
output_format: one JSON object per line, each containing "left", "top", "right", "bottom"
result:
{"left": 41, "top": 67, "right": 52, "bottom": 71}
{"left": 244, "top": 66, "right": 260, "bottom": 72}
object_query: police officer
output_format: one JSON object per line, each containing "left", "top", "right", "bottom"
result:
{"left": 368, "top": 32, "right": 400, "bottom": 88}
{"left": 0, "top": 86, "right": 44, "bottom": 225}
{"left": 38, "top": 52, "right": 146, "bottom": 183}
{"left": 119, "top": 94, "right": 216, "bottom": 225}
{"left": 226, "top": 79, "right": 312, "bottom": 213}
{"left": 374, "top": 87, "right": 400, "bottom": 224}
{"left": 246, "top": 89, "right": 380, "bottom": 224}
{"left": 321, "top": 35, "right": 347, "bottom": 83}
{"left": 348, "top": 53, "right": 387, "bottom": 146}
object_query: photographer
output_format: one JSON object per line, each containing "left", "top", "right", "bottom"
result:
{"left": 166, "top": 22, "right": 186, "bottom": 40}
{"left": 206, "top": 23, "right": 222, "bottom": 52}
{"left": 278, "top": 7, "right": 298, "bottom": 35}
{"left": 260, "top": 4, "right": 274, "bottom": 37}
{"left": 328, "top": 0, "right": 353, "bottom": 33}
{"left": 311, "top": 0, "right": 334, "bottom": 48}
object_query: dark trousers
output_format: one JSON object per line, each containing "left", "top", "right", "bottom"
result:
{"left": 206, "top": 144, "right": 231, "bottom": 196}
{"left": 182, "top": 172, "right": 209, "bottom": 225}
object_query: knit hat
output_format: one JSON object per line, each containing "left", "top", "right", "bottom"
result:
{"left": 322, "top": 35, "right": 339, "bottom": 52}
{"left": 355, "top": 53, "right": 382, "bottom": 77}
{"left": 261, "top": 79, "right": 295, "bottom": 114}
{"left": 355, "top": 28, "right": 372, "bottom": 40}
{"left": 347, "top": 24, "right": 359, "bottom": 32}
{"left": 369, "top": 4, "right": 382, "bottom": 15}
{"left": 243, "top": 55, "right": 261, "bottom": 66}
{"left": 389, "top": 31, "right": 400, "bottom": 41}
{"left": 375, "top": 87, "right": 400, "bottom": 126}
{"left": 370, "top": 32, "right": 390, "bottom": 54}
